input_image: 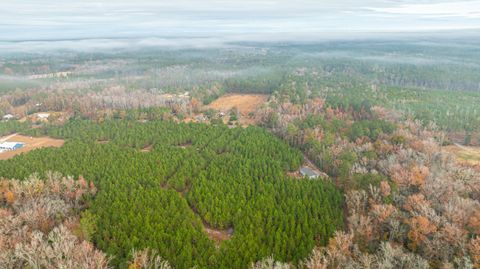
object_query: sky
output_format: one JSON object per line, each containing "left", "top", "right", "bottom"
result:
{"left": 1, "top": 0, "right": 480, "bottom": 43}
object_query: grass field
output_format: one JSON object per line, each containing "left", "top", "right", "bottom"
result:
{"left": 444, "top": 144, "right": 480, "bottom": 166}
{"left": 206, "top": 94, "right": 268, "bottom": 115}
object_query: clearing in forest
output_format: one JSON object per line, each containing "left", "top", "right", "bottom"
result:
{"left": 0, "top": 134, "right": 64, "bottom": 160}
{"left": 141, "top": 144, "right": 153, "bottom": 152}
{"left": 444, "top": 143, "right": 480, "bottom": 166}
{"left": 206, "top": 94, "right": 268, "bottom": 115}
{"left": 204, "top": 225, "right": 233, "bottom": 244}
{"left": 288, "top": 154, "right": 329, "bottom": 179}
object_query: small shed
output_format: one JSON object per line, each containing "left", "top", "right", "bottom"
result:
{"left": 300, "top": 166, "right": 321, "bottom": 179}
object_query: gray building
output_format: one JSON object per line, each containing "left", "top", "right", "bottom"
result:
{"left": 300, "top": 166, "right": 321, "bottom": 179}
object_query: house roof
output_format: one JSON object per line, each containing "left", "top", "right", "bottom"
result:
{"left": 300, "top": 166, "right": 320, "bottom": 178}
{"left": 37, "top": 113, "right": 50, "bottom": 118}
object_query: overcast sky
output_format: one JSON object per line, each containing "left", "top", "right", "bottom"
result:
{"left": 1, "top": 0, "right": 480, "bottom": 42}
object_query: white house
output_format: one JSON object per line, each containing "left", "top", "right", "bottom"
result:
{"left": 37, "top": 113, "right": 50, "bottom": 119}
{"left": 2, "top": 114, "right": 14, "bottom": 121}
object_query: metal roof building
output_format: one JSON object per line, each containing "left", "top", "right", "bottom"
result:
{"left": 0, "top": 142, "right": 24, "bottom": 151}
{"left": 300, "top": 166, "right": 321, "bottom": 179}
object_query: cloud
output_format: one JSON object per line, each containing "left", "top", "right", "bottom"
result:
{"left": 367, "top": 1, "right": 480, "bottom": 18}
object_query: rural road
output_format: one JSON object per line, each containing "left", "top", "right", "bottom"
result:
{"left": 0, "top": 133, "right": 18, "bottom": 143}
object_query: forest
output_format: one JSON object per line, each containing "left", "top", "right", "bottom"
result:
{"left": 0, "top": 120, "right": 343, "bottom": 268}
{"left": 1, "top": 38, "right": 480, "bottom": 268}
{"left": 253, "top": 89, "right": 480, "bottom": 268}
{"left": 1, "top": 39, "right": 480, "bottom": 139}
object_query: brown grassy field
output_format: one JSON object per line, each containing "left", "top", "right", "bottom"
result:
{"left": 0, "top": 134, "right": 64, "bottom": 160}
{"left": 206, "top": 94, "right": 268, "bottom": 115}
{"left": 444, "top": 144, "right": 480, "bottom": 166}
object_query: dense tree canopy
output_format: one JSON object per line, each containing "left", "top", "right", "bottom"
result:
{"left": 0, "top": 121, "right": 29, "bottom": 136}
{"left": 0, "top": 119, "right": 343, "bottom": 268}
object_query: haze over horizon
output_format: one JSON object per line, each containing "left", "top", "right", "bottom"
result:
{"left": 2, "top": 0, "right": 480, "bottom": 42}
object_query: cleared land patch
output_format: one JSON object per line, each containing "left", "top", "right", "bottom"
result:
{"left": 204, "top": 225, "right": 233, "bottom": 245}
{"left": 288, "top": 154, "right": 329, "bottom": 179}
{"left": 0, "top": 134, "right": 64, "bottom": 160}
{"left": 206, "top": 94, "right": 268, "bottom": 115}
{"left": 141, "top": 144, "right": 153, "bottom": 152}
{"left": 444, "top": 143, "right": 480, "bottom": 166}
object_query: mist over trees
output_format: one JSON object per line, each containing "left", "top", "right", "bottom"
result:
{"left": 2, "top": 40, "right": 480, "bottom": 139}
